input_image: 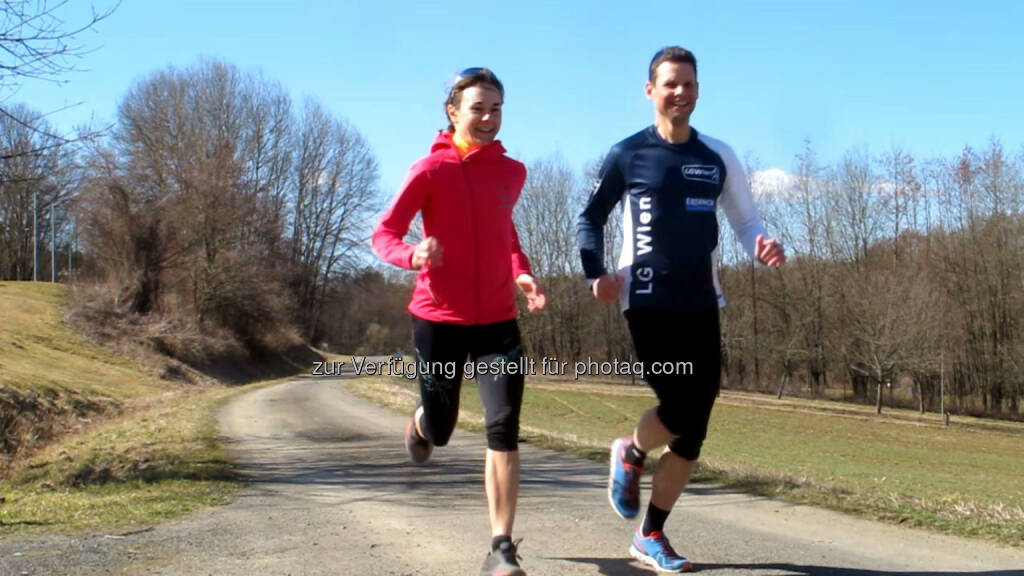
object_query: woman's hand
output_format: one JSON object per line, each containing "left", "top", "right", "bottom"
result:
{"left": 516, "top": 274, "right": 547, "bottom": 312}
{"left": 411, "top": 237, "right": 443, "bottom": 269}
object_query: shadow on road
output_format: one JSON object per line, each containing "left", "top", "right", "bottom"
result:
{"left": 553, "top": 557, "right": 1024, "bottom": 576}
{"left": 225, "top": 429, "right": 606, "bottom": 510}
{"left": 695, "top": 565, "right": 1024, "bottom": 576}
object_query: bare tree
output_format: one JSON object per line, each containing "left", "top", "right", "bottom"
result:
{"left": 0, "top": 103, "right": 73, "bottom": 280}
{"left": 720, "top": 154, "right": 767, "bottom": 389}
{"left": 76, "top": 144, "right": 178, "bottom": 314}
{"left": 878, "top": 145, "right": 919, "bottom": 265}
{"left": 237, "top": 74, "right": 293, "bottom": 257}
{"left": 789, "top": 140, "right": 830, "bottom": 395}
{"left": 515, "top": 154, "right": 579, "bottom": 276}
{"left": 73, "top": 57, "right": 383, "bottom": 351}
{"left": 931, "top": 141, "right": 1024, "bottom": 415}
{"left": 1, "top": 1, "right": 116, "bottom": 88}
{"left": 831, "top": 147, "right": 882, "bottom": 266}
{"left": 1, "top": 1, "right": 118, "bottom": 158}
{"left": 513, "top": 154, "right": 588, "bottom": 360}
{"left": 291, "top": 99, "right": 380, "bottom": 341}
{"left": 836, "top": 259, "right": 920, "bottom": 413}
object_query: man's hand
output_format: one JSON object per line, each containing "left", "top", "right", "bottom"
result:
{"left": 516, "top": 274, "right": 547, "bottom": 312}
{"left": 411, "top": 237, "right": 443, "bottom": 269}
{"left": 756, "top": 234, "right": 786, "bottom": 267}
{"left": 591, "top": 273, "right": 625, "bottom": 302}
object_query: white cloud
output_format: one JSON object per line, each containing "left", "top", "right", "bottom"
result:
{"left": 750, "top": 168, "right": 793, "bottom": 199}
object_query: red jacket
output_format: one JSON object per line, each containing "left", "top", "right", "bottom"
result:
{"left": 372, "top": 132, "right": 532, "bottom": 325}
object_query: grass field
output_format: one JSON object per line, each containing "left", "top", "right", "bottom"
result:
{"left": 0, "top": 282, "right": 166, "bottom": 399}
{"left": 0, "top": 282, "right": 254, "bottom": 535}
{"left": 344, "top": 373, "right": 1024, "bottom": 547}
{"left": 0, "top": 376, "right": 305, "bottom": 535}
{"left": 0, "top": 385, "right": 246, "bottom": 533}
{"left": 2, "top": 283, "right": 1019, "bottom": 546}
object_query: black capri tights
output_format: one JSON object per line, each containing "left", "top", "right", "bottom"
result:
{"left": 624, "top": 307, "right": 722, "bottom": 461}
{"left": 411, "top": 316, "right": 524, "bottom": 451}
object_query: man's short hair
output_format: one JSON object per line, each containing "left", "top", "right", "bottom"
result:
{"left": 649, "top": 46, "right": 698, "bottom": 81}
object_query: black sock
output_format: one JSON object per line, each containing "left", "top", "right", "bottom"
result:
{"left": 625, "top": 442, "right": 646, "bottom": 467}
{"left": 492, "top": 534, "right": 512, "bottom": 551}
{"left": 641, "top": 503, "right": 671, "bottom": 536}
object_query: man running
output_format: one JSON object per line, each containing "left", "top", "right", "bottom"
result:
{"left": 577, "top": 46, "right": 786, "bottom": 573}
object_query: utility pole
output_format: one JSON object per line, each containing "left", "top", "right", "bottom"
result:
{"left": 940, "top": 352, "right": 947, "bottom": 426}
{"left": 33, "top": 191, "right": 39, "bottom": 281}
{"left": 751, "top": 259, "right": 760, "bottom": 387}
{"left": 68, "top": 219, "right": 74, "bottom": 278}
{"left": 51, "top": 203, "right": 56, "bottom": 282}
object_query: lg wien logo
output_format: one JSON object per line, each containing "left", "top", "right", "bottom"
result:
{"left": 635, "top": 196, "right": 654, "bottom": 295}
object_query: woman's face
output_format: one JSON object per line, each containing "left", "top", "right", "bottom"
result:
{"left": 447, "top": 84, "right": 502, "bottom": 147}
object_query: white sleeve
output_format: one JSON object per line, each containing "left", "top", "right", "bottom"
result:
{"left": 703, "top": 135, "right": 766, "bottom": 260}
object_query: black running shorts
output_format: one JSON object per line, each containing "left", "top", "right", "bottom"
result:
{"left": 624, "top": 307, "right": 721, "bottom": 460}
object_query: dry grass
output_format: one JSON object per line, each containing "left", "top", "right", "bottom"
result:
{"left": 0, "top": 282, "right": 177, "bottom": 465}
{"left": 0, "top": 382, "right": 273, "bottom": 534}
{"left": 0, "top": 282, "right": 311, "bottom": 535}
{"left": 63, "top": 281, "right": 239, "bottom": 386}
{"left": 0, "top": 282, "right": 170, "bottom": 398}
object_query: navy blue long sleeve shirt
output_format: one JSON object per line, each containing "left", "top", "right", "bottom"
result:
{"left": 577, "top": 126, "right": 766, "bottom": 310}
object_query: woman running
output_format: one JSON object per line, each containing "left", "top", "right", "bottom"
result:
{"left": 371, "top": 67, "right": 545, "bottom": 576}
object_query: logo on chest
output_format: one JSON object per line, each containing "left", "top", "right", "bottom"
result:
{"left": 685, "top": 197, "right": 716, "bottom": 212}
{"left": 681, "top": 165, "right": 720, "bottom": 184}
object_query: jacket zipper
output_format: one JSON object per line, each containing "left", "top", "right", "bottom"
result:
{"left": 457, "top": 153, "right": 481, "bottom": 324}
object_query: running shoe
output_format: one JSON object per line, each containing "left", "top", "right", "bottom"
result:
{"left": 608, "top": 436, "right": 642, "bottom": 519}
{"left": 480, "top": 539, "right": 526, "bottom": 576}
{"left": 630, "top": 528, "right": 693, "bottom": 573}
{"left": 404, "top": 409, "right": 432, "bottom": 464}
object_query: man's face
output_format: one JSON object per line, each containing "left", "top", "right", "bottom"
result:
{"left": 645, "top": 61, "right": 699, "bottom": 125}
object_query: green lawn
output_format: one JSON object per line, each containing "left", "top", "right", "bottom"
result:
{"left": 345, "top": 375, "right": 1024, "bottom": 546}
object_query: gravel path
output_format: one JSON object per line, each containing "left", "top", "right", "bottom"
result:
{"left": 1, "top": 376, "right": 1021, "bottom": 575}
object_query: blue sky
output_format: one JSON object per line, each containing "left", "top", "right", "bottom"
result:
{"left": 9, "top": 0, "right": 1023, "bottom": 194}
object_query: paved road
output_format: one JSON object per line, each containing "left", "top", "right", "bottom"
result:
{"left": 1, "top": 376, "right": 1022, "bottom": 575}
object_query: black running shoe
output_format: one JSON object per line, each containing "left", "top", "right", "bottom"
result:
{"left": 480, "top": 539, "right": 526, "bottom": 576}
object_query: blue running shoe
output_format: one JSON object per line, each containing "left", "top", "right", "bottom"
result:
{"left": 608, "top": 436, "right": 642, "bottom": 519}
{"left": 630, "top": 529, "right": 693, "bottom": 573}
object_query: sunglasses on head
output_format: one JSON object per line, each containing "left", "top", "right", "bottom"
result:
{"left": 456, "top": 67, "right": 487, "bottom": 80}
{"left": 447, "top": 67, "right": 501, "bottom": 103}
